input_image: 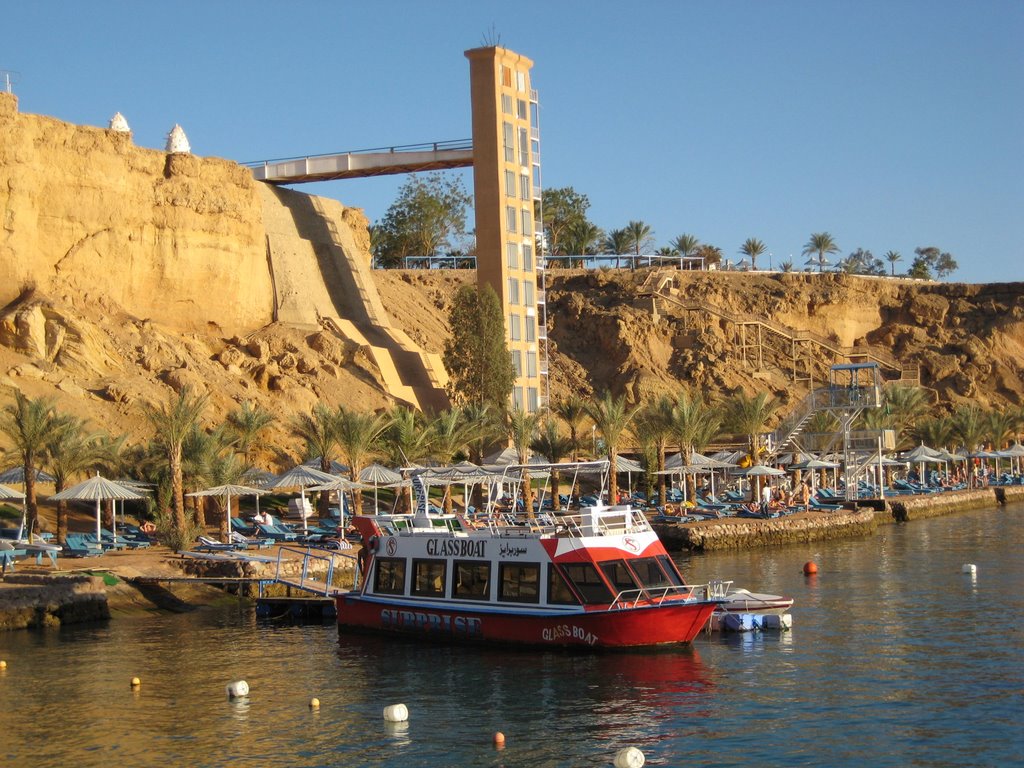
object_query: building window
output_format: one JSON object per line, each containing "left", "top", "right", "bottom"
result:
{"left": 518, "top": 127, "right": 529, "bottom": 166}
{"left": 453, "top": 560, "right": 491, "bottom": 600}
{"left": 503, "top": 121, "right": 514, "bottom": 163}
{"left": 533, "top": 165, "right": 541, "bottom": 189}
{"left": 499, "top": 562, "right": 540, "bottom": 603}
{"left": 526, "top": 350, "right": 537, "bottom": 378}
{"left": 516, "top": 71, "right": 526, "bottom": 92}
{"left": 527, "top": 387, "right": 539, "bottom": 412}
{"left": 506, "top": 242, "right": 519, "bottom": 270}
{"left": 509, "top": 313, "right": 521, "bottom": 341}
{"left": 505, "top": 170, "right": 516, "bottom": 198}
{"left": 522, "top": 243, "right": 533, "bottom": 272}
{"left": 501, "top": 65, "right": 512, "bottom": 88}
{"left": 523, "top": 280, "right": 534, "bottom": 306}
{"left": 513, "top": 386, "right": 524, "bottom": 410}
{"left": 411, "top": 558, "right": 446, "bottom": 597}
{"left": 502, "top": 93, "right": 513, "bottom": 114}
{"left": 525, "top": 315, "right": 536, "bottom": 343}
{"left": 517, "top": 99, "right": 527, "bottom": 120}
{"left": 520, "top": 173, "right": 530, "bottom": 201}
{"left": 506, "top": 206, "right": 517, "bottom": 234}
{"left": 507, "top": 277, "right": 520, "bottom": 305}
{"left": 521, "top": 209, "right": 532, "bottom": 236}
{"left": 511, "top": 350, "right": 522, "bottom": 376}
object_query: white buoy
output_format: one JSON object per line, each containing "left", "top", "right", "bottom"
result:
{"left": 962, "top": 564, "right": 977, "bottom": 575}
{"left": 383, "top": 703, "right": 409, "bottom": 722}
{"left": 309, "top": 697, "right": 320, "bottom": 710}
{"left": 226, "top": 680, "right": 249, "bottom": 698}
{"left": 613, "top": 746, "right": 646, "bottom": 768}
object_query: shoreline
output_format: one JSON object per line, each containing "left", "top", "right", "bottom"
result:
{"left": 2, "top": 487, "right": 1021, "bottom": 630}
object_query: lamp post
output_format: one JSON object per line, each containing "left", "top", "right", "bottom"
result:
{"left": 592, "top": 425, "right": 597, "bottom": 458}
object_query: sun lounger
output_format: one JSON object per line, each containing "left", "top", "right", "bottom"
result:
{"left": 63, "top": 533, "right": 103, "bottom": 557}
{"left": 195, "top": 535, "right": 242, "bottom": 553}
{"left": 256, "top": 523, "right": 299, "bottom": 542}
{"left": 229, "top": 531, "right": 274, "bottom": 549}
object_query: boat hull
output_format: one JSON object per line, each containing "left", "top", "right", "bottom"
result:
{"left": 336, "top": 595, "right": 716, "bottom": 649}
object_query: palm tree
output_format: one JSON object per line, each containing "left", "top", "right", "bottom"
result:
{"left": 289, "top": 403, "right": 339, "bottom": 518}
{"left": 335, "top": 406, "right": 388, "bottom": 514}
{"left": 913, "top": 416, "right": 954, "bottom": 451}
{"left": 984, "top": 409, "right": 1016, "bottom": 451}
{"left": 564, "top": 220, "right": 603, "bottom": 265}
{"left": 143, "top": 386, "right": 209, "bottom": 535}
{"left": 553, "top": 395, "right": 589, "bottom": 461}
{"left": 883, "top": 385, "right": 931, "bottom": 449}
{"left": 0, "top": 392, "right": 72, "bottom": 536}
{"left": 669, "top": 388, "right": 722, "bottom": 501}
{"left": 952, "top": 405, "right": 986, "bottom": 453}
{"left": 625, "top": 220, "right": 654, "bottom": 266}
{"left": 225, "top": 400, "right": 274, "bottom": 467}
{"left": 635, "top": 395, "right": 674, "bottom": 506}
{"left": 382, "top": 406, "right": 430, "bottom": 467}
{"left": 670, "top": 234, "right": 701, "bottom": 259}
{"left": 531, "top": 418, "right": 572, "bottom": 510}
{"left": 603, "top": 228, "right": 632, "bottom": 269}
{"left": 585, "top": 392, "right": 639, "bottom": 505}
{"left": 740, "top": 238, "right": 767, "bottom": 271}
{"left": 507, "top": 408, "right": 543, "bottom": 516}
{"left": 802, "top": 232, "right": 840, "bottom": 272}
{"left": 884, "top": 250, "right": 902, "bottom": 276}
{"left": 430, "top": 407, "right": 475, "bottom": 513}
{"left": 46, "top": 417, "right": 105, "bottom": 543}
{"left": 724, "top": 390, "right": 779, "bottom": 502}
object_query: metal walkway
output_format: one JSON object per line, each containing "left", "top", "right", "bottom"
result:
{"left": 245, "top": 139, "right": 473, "bottom": 184}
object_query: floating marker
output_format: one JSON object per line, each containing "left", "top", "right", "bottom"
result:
{"left": 383, "top": 703, "right": 409, "bottom": 722}
{"left": 614, "top": 746, "right": 646, "bottom": 768}
{"left": 130, "top": 677, "right": 141, "bottom": 688}
{"left": 803, "top": 561, "right": 818, "bottom": 575}
{"left": 226, "top": 680, "right": 249, "bottom": 699}
{"left": 493, "top": 731, "right": 506, "bottom": 748}
{"left": 309, "top": 697, "right": 320, "bottom": 710}
{"left": 962, "top": 564, "right": 977, "bottom": 575}
{"left": 0, "top": 660, "right": 7, "bottom": 669}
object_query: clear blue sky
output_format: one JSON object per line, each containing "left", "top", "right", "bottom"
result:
{"left": 3, "top": 1, "right": 1022, "bottom": 283}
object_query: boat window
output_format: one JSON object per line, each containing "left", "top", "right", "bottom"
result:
{"left": 600, "top": 559, "right": 640, "bottom": 594}
{"left": 547, "top": 564, "right": 580, "bottom": 605}
{"left": 453, "top": 560, "right": 490, "bottom": 600}
{"left": 656, "top": 555, "right": 685, "bottom": 586}
{"left": 373, "top": 557, "right": 406, "bottom": 595}
{"left": 560, "top": 562, "right": 614, "bottom": 605}
{"left": 498, "top": 562, "right": 540, "bottom": 603}
{"left": 629, "top": 557, "right": 674, "bottom": 588}
{"left": 411, "top": 558, "right": 446, "bottom": 597}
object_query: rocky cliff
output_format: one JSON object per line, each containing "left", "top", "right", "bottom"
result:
{"left": 0, "top": 94, "right": 1021, "bottom": 462}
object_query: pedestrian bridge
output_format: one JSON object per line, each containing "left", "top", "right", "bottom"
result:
{"left": 245, "top": 139, "right": 473, "bottom": 184}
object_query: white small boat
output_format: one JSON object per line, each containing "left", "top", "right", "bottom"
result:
{"left": 712, "top": 581, "right": 794, "bottom": 615}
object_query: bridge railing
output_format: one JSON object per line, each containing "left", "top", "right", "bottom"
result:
{"left": 241, "top": 138, "right": 473, "bottom": 168}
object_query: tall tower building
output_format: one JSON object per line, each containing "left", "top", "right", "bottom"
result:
{"left": 465, "top": 46, "right": 546, "bottom": 413}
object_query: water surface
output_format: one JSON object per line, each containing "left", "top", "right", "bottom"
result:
{"left": 2, "top": 503, "right": 1021, "bottom": 766}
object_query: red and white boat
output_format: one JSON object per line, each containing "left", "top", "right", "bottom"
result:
{"left": 341, "top": 502, "right": 722, "bottom": 649}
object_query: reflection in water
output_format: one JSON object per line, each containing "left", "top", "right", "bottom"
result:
{"left": 1, "top": 503, "right": 1021, "bottom": 766}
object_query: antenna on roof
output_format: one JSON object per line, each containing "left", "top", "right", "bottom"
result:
{"left": 0, "top": 70, "right": 18, "bottom": 94}
{"left": 480, "top": 24, "right": 501, "bottom": 47}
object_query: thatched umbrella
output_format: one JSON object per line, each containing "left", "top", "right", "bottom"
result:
{"left": 186, "top": 484, "right": 267, "bottom": 543}
{"left": 270, "top": 465, "right": 339, "bottom": 533}
{"left": 50, "top": 473, "right": 145, "bottom": 544}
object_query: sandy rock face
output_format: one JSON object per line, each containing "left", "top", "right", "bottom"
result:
{"left": 0, "top": 93, "right": 273, "bottom": 333}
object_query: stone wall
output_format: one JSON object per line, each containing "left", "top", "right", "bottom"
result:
{"left": 654, "top": 509, "right": 877, "bottom": 552}
{"left": 0, "top": 573, "right": 109, "bottom": 630}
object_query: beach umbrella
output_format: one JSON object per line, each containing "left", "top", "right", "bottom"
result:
{"left": 0, "top": 467, "right": 56, "bottom": 484}
{"left": 359, "top": 463, "right": 403, "bottom": 513}
{"left": 302, "top": 456, "right": 350, "bottom": 475}
{"left": 186, "top": 484, "right": 267, "bottom": 543}
{"left": 307, "top": 476, "right": 371, "bottom": 527}
{"left": 270, "top": 464, "right": 339, "bottom": 533}
{"left": 0, "top": 483, "right": 25, "bottom": 500}
{"left": 50, "top": 473, "right": 145, "bottom": 545}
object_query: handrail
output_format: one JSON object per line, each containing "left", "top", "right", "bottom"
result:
{"left": 606, "top": 583, "right": 699, "bottom": 610}
{"left": 274, "top": 546, "right": 356, "bottom": 596}
{"left": 642, "top": 278, "right": 905, "bottom": 373}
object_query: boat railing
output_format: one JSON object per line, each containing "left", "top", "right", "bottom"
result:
{"left": 606, "top": 583, "right": 701, "bottom": 610}
{"left": 705, "top": 579, "right": 734, "bottom": 600}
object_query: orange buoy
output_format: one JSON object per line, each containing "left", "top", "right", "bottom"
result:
{"left": 803, "top": 561, "right": 818, "bottom": 575}
{"left": 493, "top": 732, "right": 506, "bottom": 748}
